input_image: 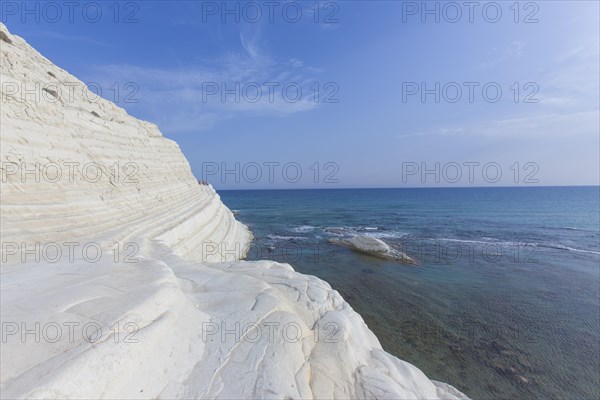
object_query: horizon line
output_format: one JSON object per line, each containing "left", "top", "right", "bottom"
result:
{"left": 215, "top": 184, "right": 600, "bottom": 191}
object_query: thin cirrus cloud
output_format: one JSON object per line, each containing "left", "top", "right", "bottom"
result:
{"left": 398, "top": 32, "right": 599, "bottom": 141}
{"left": 476, "top": 41, "right": 527, "bottom": 69}
{"left": 466, "top": 110, "right": 599, "bottom": 137}
{"left": 397, "top": 110, "right": 598, "bottom": 139}
{"left": 88, "top": 32, "right": 324, "bottom": 134}
{"left": 541, "top": 45, "right": 600, "bottom": 108}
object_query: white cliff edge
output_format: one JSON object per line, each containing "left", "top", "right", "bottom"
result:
{"left": 0, "top": 24, "right": 467, "bottom": 399}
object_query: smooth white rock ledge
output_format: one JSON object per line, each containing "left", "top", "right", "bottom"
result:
{"left": 0, "top": 23, "right": 466, "bottom": 399}
{"left": 329, "top": 235, "right": 418, "bottom": 265}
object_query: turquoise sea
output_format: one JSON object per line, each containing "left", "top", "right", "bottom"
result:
{"left": 219, "top": 186, "right": 599, "bottom": 399}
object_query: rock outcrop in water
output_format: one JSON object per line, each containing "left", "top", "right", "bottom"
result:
{"left": 0, "top": 23, "right": 465, "bottom": 399}
{"left": 329, "top": 235, "right": 418, "bottom": 264}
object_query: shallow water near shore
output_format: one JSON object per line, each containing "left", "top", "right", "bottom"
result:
{"left": 220, "top": 186, "right": 599, "bottom": 399}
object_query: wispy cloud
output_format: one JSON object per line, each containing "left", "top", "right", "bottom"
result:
{"left": 425, "top": 32, "right": 599, "bottom": 141}
{"left": 476, "top": 41, "right": 527, "bottom": 69}
{"left": 398, "top": 110, "right": 599, "bottom": 139}
{"left": 540, "top": 35, "right": 600, "bottom": 108}
{"left": 87, "top": 29, "right": 323, "bottom": 133}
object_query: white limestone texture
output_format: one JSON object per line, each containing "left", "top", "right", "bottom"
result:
{"left": 329, "top": 235, "right": 418, "bottom": 264}
{"left": 0, "top": 23, "right": 467, "bottom": 399}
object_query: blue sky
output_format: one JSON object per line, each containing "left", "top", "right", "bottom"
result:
{"left": 3, "top": 1, "right": 599, "bottom": 189}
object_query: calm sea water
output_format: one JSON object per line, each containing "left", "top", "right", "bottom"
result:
{"left": 219, "top": 187, "right": 600, "bottom": 400}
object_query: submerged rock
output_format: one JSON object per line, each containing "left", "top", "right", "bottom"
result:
{"left": 329, "top": 235, "right": 418, "bottom": 264}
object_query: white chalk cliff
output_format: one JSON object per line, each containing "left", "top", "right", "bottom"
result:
{"left": 0, "top": 24, "right": 467, "bottom": 399}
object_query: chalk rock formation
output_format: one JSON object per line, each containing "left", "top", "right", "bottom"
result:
{"left": 0, "top": 23, "right": 465, "bottom": 399}
{"left": 330, "top": 235, "right": 418, "bottom": 264}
